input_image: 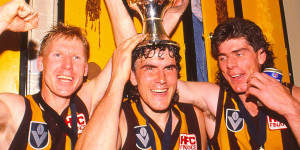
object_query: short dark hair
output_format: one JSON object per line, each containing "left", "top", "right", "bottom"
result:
{"left": 124, "top": 43, "right": 181, "bottom": 104}
{"left": 211, "top": 18, "right": 274, "bottom": 88}
{"left": 40, "top": 23, "right": 90, "bottom": 60}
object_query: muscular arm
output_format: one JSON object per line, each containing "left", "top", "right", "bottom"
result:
{"left": 75, "top": 34, "right": 145, "bottom": 150}
{"left": 0, "top": 0, "right": 38, "bottom": 34}
{"left": 177, "top": 80, "right": 219, "bottom": 116}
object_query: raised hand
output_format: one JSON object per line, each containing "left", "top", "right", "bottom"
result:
{"left": 0, "top": 0, "right": 38, "bottom": 34}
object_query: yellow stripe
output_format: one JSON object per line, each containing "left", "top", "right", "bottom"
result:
{"left": 25, "top": 95, "right": 52, "bottom": 150}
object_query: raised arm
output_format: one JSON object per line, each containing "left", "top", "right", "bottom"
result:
{"left": 75, "top": 34, "right": 145, "bottom": 150}
{"left": 0, "top": 0, "right": 38, "bottom": 34}
{"left": 247, "top": 72, "right": 300, "bottom": 145}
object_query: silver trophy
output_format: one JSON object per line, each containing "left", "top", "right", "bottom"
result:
{"left": 127, "top": 0, "right": 179, "bottom": 49}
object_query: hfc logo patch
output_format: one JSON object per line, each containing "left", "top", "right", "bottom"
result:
{"left": 29, "top": 121, "right": 49, "bottom": 149}
{"left": 134, "top": 125, "right": 151, "bottom": 150}
{"left": 267, "top": 116, "right": 287, "bottom": 130}
{"left": 226, "top": 109, "right": 244, "bottom": 132}
{"left": 179, "top": 134, "right": 197, "bottom": 150}
{"left": 65, "top": 113, "right": 87, "bottom": 134}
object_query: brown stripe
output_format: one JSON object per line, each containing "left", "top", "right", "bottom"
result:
{"left": 121, "top": 100, "right": 140, "bottom": 150}
{"left": 209, "top": 87, "right": 224, "bottom": 150}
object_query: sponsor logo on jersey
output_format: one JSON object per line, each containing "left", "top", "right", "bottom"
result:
{"left": 65, "top": 113, "right": 87, "bottom": 134}
{"left": 267, "top": 116, "right": 287, "bottom": 130}
{"left": 179, "top": 134, "right": 197, "bottom": 150}
{"left": 134, "top": 125, "right": 151, "bottom": 150}
{"left": 29, "top": 121, "right": 49, "bottom": 149}
{"left": 226, "top": 109, "right": 244, "bottom": 132}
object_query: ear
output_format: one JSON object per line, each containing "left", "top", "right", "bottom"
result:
{"left": 130, "top": 70, "right": 137, "bottom": 86}
{"left": 257, "top": 48, "right": 266, "bottom": 65}
{"left": 37, "top": 56, "right": 44, "bottom": 71}
{"left": 84, "top": 63, "right": 88, "bottom": 77}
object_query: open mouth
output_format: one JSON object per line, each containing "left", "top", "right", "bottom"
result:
{"left": 58, "top": 75, "right": 73, "bottom": 82}
{"left": 151, "top": 89, "right": 167, "bottom": 93}
{"left": 231, "top": 74, "right": 241, "bottom": 78}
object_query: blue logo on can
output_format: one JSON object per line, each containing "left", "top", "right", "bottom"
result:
{"left": 263, "top": 68, "right": 282, "bottom": 83}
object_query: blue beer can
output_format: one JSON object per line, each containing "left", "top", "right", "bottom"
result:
{"left": 263, "top": 68, "right": 282, "bottom": 83}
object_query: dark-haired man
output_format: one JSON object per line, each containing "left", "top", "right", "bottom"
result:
{"left": 177, "top": 18, "right": 300, "bottom": 149}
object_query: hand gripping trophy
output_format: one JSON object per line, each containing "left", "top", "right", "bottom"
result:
{"left": 127, "top": 0, "right": 180, "bottom": 51}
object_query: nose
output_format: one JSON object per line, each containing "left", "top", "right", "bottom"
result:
{"left": 63, "top": 56, "right": 73, "bottom": 70}
{"left": 226, "top": 57, "right": 236, "bottom": 69}
{"left": 157, "top": 70, "right": 166, "bottom": 84}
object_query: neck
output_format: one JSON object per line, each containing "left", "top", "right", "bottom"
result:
{"left": 140, "top": 102, "right": 173, "bottom": 131}
{"left": 238, "top": 94, "right": 259, "bottom": 117}
{"left": 41, "top": 89, "right": 71, "bottom": 115}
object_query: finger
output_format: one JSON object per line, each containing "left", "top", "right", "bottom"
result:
{"left": 23, "top": 11, "right": 38, "bottom": 22}
{"left": 17, "top": 0, "right": 34, "bottom": 18}
{"left": 24, "top": 13, "right": 39, "bottom": 30}
{"left": 246, "top": 86, "right": 261, "bottom": 99}
{"left": 248, "top": 75, "right": 264, "bottom": 90}
{"left": 120, "top": 34, "right": 146, "bottom": 52}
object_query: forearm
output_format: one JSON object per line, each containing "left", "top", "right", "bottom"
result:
{"left": 104, "top": 0, "right": 137, "bottom": 46}
{"left": 76, "top": 79, "right": 124, "bottom": 150}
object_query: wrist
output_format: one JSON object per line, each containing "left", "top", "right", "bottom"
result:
{"left": 282, "top": 97, "right": 300, "bottom": 120}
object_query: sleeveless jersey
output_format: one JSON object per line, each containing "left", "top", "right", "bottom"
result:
{"left": 8, "top": 93, "right": 89, "bottom": 150}
{"left": 121, "top": 99, "right": 201, "bottom": 150}
{"left": 210, "top": 87, "right": 299, "bottom": 150}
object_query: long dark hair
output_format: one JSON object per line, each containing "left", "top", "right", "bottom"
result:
{"left": 211, "top": 18, "right": 274, "bottom": 89}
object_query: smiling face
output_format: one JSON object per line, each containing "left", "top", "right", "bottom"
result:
{"left": 130, "top": 48, "right": 178, "bottom": 113}
{"left": 38, "top": 37, "right": 88, "bottom": 98}
{"left": 217, "top": 37, "right": 266, "bottom": 94}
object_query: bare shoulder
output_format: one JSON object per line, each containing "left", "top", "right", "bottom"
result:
{"left": 0, "top": 93, "right": 26, "bottom": 149}
{"left": 292, "top": 86, "right": 300, "bottom": 101}
{"left": 0, "top": 93, "right": 25, "bottom": 111}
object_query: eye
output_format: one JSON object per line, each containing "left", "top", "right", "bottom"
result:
{"left": 237, "top": 52, "right": 243, "bottom": 57}
{"left": 145, "top": 66, "right": 153, "bottom": 70}
{"left": 55, "top": 53, "right": 61, "bottom": 57}
{"left": 165, "top": 65, "right": 176, "bottom": 71}
{"left": 73, "top": 56, "right": 80, "bottom": 60}
{"left": 218, "top": 56, "right": 226, "bottom": 61}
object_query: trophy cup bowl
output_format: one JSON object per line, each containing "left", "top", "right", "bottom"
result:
{"left": 127, "top": 0, "right": 180, "bottom": 49}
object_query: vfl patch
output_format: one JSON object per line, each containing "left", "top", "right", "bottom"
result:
{"left": 267, "top": 116, "right": 287, "bottom": 130}
{"left": 65, "top": 113, "right": 87, "bottom": 134}
{"left": 226, "top": 109, "right": 244, "bottom": 132}
{"left": 29, "top": 121, "right": 49, "bottom": 149}
{"left": 179, "top": 134, "right": 197, "bottom": 150}
{"left": 134, "top": 125, "right": 151, "bottom": 150}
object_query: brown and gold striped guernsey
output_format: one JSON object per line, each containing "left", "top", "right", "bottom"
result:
{"left": 8, "top": 93, "right": 89, "bottom": 150}
{"left": 210, "top": 86, "right": 299, "bottom": 150}
{"left": 121, "top": 99, "right": 201, "bottom": 150}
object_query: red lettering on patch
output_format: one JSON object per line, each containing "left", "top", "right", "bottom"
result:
{"left": 65, "top": 113, "right": 87, "bottom": 134}
{"left": 267, "top": 116, "right": 287, "bottom": 130}
{"left": 179, "top": 134, "right": 197, "bottom": 150}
